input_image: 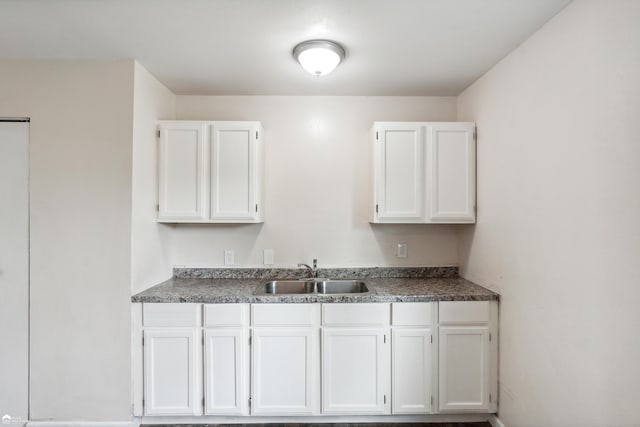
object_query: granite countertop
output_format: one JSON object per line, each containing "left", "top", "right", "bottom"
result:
{"left": 131, "top": 267, "right": 498, "bottom": 304}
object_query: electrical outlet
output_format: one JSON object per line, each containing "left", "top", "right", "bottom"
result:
{"left": 263, "top": 249, "right": 274, "bottom": 265}
{"left": 224, "top": 250, "right": 235, "bottom": 265}
{"left": 396, "top": 243, "right": 408, "bottom": 258}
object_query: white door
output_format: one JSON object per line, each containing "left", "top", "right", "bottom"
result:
{"left": 210, "top": 123, "right": 258, "bottom": 221}
{"left": 392, "top": 328, "right": 433, "bottom": 413}
{"left": 143, "top": 328, "right": 202, "bottom": 415}
{"left": 322, "top": 328, "right": 390, "bottom": 414}
{"left": 251, "top": 328, "right": 315, "bottom": 415}
{"left": 0, "top": 120, "right": 29, "bottom": 423}
{"left": 439, "top": 326, "right": 490, "bottom": 412}
{"left": 204, "top": 328, "right": 248, "bottom": 415}
{"left": 374, "top": 125, "right": 425, "bottom": 222}
{"left": 158, "top": 122, "right": 207, "bottom": 220}
{"left": 427, "top": 123, "right": 475, "bottom": 222}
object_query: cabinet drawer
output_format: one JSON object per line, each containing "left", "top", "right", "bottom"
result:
{"left": 204, "top": 304, "right": 248, "bottom": 327}
{"left": 251, "top": 304, "right": 319, "bottom": 326}
{"left": 439, "top": 301, "right": 490, "bottom": 324}
{"left": 392, "top": 302, "right": 434, "bottom": 326}
{"left": 322, "top": 303, "right": 390, "bottom": 326}
{"left": 143, "top": 303, "right": 201, "bottom": 327}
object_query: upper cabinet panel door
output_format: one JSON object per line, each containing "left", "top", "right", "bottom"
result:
{"left": 375, "top": 125, "right": 425, "bottom": 222}
{"left": 158, "top": 123, "right": 207, "bottom": 221}
{"left": 427, "top": 123, "right": 475, "bottom": 223}
{"left": 210, "top": 123, "right": 259, "bottom": 221}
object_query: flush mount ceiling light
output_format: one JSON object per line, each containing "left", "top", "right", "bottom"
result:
{"left": 293, "top": 40, "right": 346, "bottom": 77}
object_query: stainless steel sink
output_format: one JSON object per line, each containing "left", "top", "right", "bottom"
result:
{"left": 258, "top": 280, "right": 315, "bottom": 295}
{"left": 254, "top": 279, "right": 370, "bottom": 295}
{"left": 317, "top": 280, "right": 369, "bottom": 294}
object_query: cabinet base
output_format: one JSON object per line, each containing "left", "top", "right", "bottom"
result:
{"left": 136, "top": 413, "right": 496, "bottom": 425}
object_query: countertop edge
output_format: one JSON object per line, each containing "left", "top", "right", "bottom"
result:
{"left": 131, "top": 292, "right": 499, "bottom": 304}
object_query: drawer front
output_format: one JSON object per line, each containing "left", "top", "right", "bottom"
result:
{"left": 439, "top": 301, "right": 490, "bottom": 324}
{"left": 143, "top": 303, "right": 201, "bottom": 327}
{"left": 204, "top": 303, "right": 248, "bottom": 327}
{"left": 322, "top": 303, "right": 390, "bottom": 326}
{"left": 392, "top": 302, "right": 434, "bottom": 326}
{"left": 251, "top": 303, "right": 319, "bottom": 326}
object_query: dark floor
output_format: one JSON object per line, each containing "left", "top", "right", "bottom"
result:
{"left": 142, "top": 423, "right": 492, "bottom": 427}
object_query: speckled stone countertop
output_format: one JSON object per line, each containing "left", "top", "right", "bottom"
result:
{"left": 131, "top": 267, "right": 498, "bottom": 303}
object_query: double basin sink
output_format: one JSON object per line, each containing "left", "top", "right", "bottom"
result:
{"left": 254, "top": 279, "right": 370, "bottom": 295}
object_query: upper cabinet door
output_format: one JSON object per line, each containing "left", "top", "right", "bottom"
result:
{"left": 157, "top": 121, "right": 263, "bottom": 223}
{"left": 374, "top": 125, "right": 425, "bottom": 222}
{"left": 370, "top": 122, "right": 476, "bottom": 224}
{"left": 158, "top": 123, "right": 207, "bottom": 221}
{"left": 427, "top": 123, "right": 476, "bottom": 223}
{"left": 210, "top": 123, "right": 260, "bottom": 221}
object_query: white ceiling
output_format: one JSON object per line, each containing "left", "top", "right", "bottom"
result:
{"left": 0, "top": 0, "right": 571, "bottom": 95}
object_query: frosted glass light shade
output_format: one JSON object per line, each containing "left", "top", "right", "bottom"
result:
{"left": 293, "top": 40, "right": 345, "bottom": 77}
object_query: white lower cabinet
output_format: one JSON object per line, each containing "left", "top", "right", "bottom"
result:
{"left": 322, "top": 327, "right": 389, "bottom": 414}
{"left": 140, "top": 300, "right": 498, "bottom": 419}
{"left": 250, "top": 304, "right": 319, "bottom": 415}
{"left": 391, "top": 302, "right": 436, "bottom": 414}
{"left": 321, "top": 303, "right": 390, "bottom": 415}
{"left": 142, "top": 304, "right": 202, "bottom": 416}
{"left": 203, "top": 303, "right": 249, "bottom": 415}
{"left": 438, "top": 301, "right": 498, "bottom": 413}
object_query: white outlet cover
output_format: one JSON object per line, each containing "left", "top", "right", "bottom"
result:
{"left": 224, "top": 250, "right": 235, "bottom": 265}
{"left": 263, "top": 249, "right": 274, "bottom": 265}
{"left": 396, "top": 243, "right": 408, "bottom": 258}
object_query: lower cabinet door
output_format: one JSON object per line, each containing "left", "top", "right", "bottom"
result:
{"left": 251, "top": 327, "right": 316, "bottom": 415}
{"left": 392, "top": 328, "right": 434, "bottom": 413}
{"left": 204, "top": 328, "right": 248, "bottom": 415}
{"left": 322, "top": 327, "right": 390, "bottom": 414}
{"left": 439, "top": 326, "right": 490, "bottom": 412}
{"left": 143, "top": 328, "right": 202, "bottom": 415}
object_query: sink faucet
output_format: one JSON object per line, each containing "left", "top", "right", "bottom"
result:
{"left": 297, "top": 258, "right": 318, "bottom": 278}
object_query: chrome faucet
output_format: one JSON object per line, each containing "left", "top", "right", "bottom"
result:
{"left": 297, "top": 258, "right": 318, "bottom": 278}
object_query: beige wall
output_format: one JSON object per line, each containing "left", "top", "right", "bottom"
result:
{"left": 0, "top": 60, "right": 135, "bottom": 421}
{"left": 457, "top": 1, "right": 640, "bottom": 426}
{"left": 174, "top": 96, "right": 459, "bottom": 267}
{"left": 131, "top": 62, "right": 176, "bottom": 293}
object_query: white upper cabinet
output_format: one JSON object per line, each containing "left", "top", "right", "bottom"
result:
{"left": 210, "top": 123, "right": 261, "bottom": 221}
{"left": 373, "top": 125, "right": 425, "bottom": 222}
{"left": 427, "top": 123, "right": 475, "bottom": 222}
{"left": 371, "top": 122, "right": 475, "bottom": 224}
{"left": 158, "top": 121, "right": 263, "bottom": 223}
{"left": 158, "top": 122, "right": 207, "bottom": 221}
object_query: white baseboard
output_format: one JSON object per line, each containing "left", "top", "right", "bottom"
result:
{"left": 489, "top": 414, "right": 507, "bottom": 427}
{"left": 27, "top": 422, "right": 136, "bottom": 427}
{"left": 138, "top": 414, "right": 493, "bottom": 424}
{"left": 28, "top": 415, "right": 500, "bottom": 426}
